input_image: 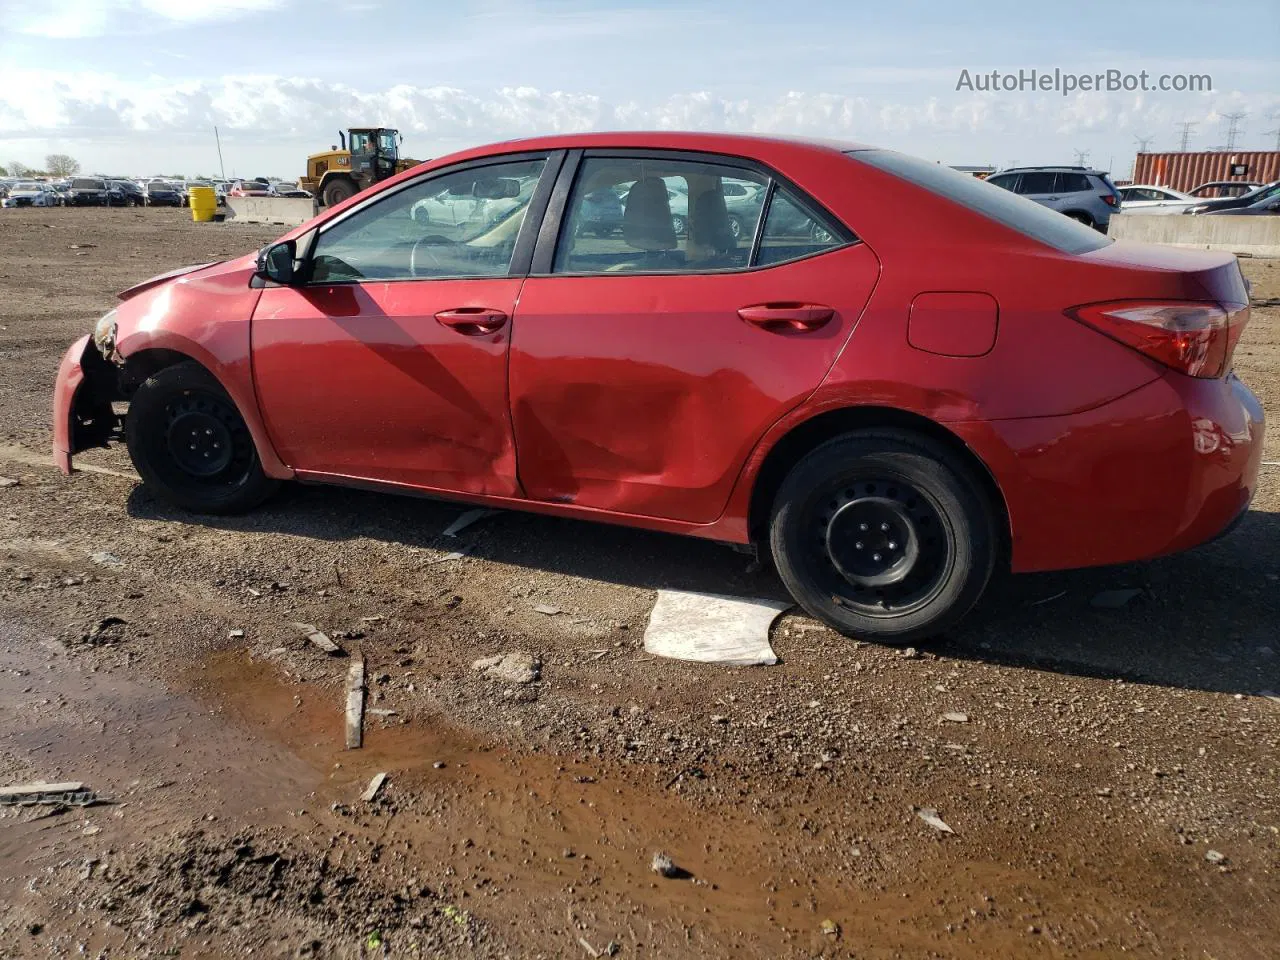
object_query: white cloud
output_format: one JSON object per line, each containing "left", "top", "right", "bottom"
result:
{"left": 15, "top": 0, "right": 286, "bottom": 38}
{"left": 1, "top": 68, "right": 1276, "bottom": 175}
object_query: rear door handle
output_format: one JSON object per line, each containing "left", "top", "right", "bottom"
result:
{"left": 435, "top": 307, "right": 508, "bottom": 336}
{"left": 738, "top": 303, "right": 834, "bottom": 333}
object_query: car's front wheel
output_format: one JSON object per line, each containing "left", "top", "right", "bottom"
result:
{"left": 125, "top": 362, "right": 279, "bottom": 515}
{"left": 769, "top": 430, "right": 997, "bottom": 644}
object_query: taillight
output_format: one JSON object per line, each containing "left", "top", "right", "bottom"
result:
{"left": 1102, "top": 194, "right": 1118, "bottom": 206}
{"left": 1067, "top": 300, "right": 1249, "bottom": 378}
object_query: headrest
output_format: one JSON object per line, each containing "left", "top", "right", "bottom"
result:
{"left": 689, "top": 189, "right": 734, "bottom": 255}
{"left": 623, "top": 177, "right": 676, "bottom": 251}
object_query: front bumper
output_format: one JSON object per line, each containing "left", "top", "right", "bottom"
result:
{"left": 53, "top": 335, "right": 119, "bottom": 474}
{"left": 954, "top": 372, "right": 1264, "bottom": 573}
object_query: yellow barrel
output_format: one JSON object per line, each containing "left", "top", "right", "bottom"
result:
{"left": 189, "top": 186, "right": 217, "bottom": 222}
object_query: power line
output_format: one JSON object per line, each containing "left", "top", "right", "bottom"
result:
{"left": 1221, "top": 112, "right": 1247, "bottom": 151}
{"left": 1264, "top": 128, "right": 1280, "bottom": 151}
{"left": 1174, "top": 120, "right": 1197, "bottom": 152}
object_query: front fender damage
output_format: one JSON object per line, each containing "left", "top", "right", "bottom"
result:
{"left": 64, "top": 336, "right": 126, "bottom": 461}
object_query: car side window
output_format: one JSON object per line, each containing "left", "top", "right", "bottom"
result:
{"left": 1056, "top": 173, "right": 1092, "bottom": 193}
{"left": 755, "top": 187, "right": 844, "bottom": 267}
{"left": 552, "top": 157, "right": 768, "bottom": 274}
{"left": 309, "top": 158, "right": 545, "bottom": 283}
{"left": 986, "top": 174, "right": 1018, "bottom": 192}
{"left": 1018, "top": 172, "right": 1057, "bottom": 194}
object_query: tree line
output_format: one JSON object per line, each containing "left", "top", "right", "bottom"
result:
{"left": 2, "top": 155, "right": 83, "bottom": 178}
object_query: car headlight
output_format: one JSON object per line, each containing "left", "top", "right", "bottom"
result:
{"left": 93, "top": 308, "right": 119, "bottom": 360}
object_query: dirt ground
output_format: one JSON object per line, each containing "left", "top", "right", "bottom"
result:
{"left": 0, "top": 207, "right": 1277, "bottom": 960}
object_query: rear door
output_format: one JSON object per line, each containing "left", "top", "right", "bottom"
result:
{"left": 251, "top": 152, "right": 559, "bottom": 495}
{"left": 1016, "top": 171, "right": 1061, "bottom": 211}
{"left": 507, "top": 150, "right": 880, "bottom": 523}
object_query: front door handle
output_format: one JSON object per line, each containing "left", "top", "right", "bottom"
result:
{"left": 435, "top": 307, "right": 508, "bottom": 336}
{"left": 738, "top": 303, "right": 834, "bottom": 333}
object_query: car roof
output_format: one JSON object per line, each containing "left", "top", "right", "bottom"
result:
{"left": 996, "top": 165, "right": 1107, "bottom": 175}
{"left": 432, "top": 131, "right": 872, "bottom": 161}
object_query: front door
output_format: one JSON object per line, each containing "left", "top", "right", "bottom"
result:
{"left": 508, "top": 152, "right": 879, "bottom": 524}
{"left": 251, "top": 155, "right": 550, "bottom": 495}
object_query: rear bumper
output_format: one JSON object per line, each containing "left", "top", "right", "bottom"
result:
{"left": 52, "top": 336, "right": 90, "bottom": 474}
{"left": 954, "top": 372, "right": 1264, "bottom": 573}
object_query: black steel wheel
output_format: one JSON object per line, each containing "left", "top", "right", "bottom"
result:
{"left": 125, "top": 362, "right": 279, "bottom": 514}
{"left": 770, "top": 430, "right": 997, "bottom": 644}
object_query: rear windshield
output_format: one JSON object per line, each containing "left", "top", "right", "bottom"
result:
{"left": 849, "top": 149, "right": 1111, "bottom": 255}
{"left": 72, "top": 179, "right": 105, "bottom": 189}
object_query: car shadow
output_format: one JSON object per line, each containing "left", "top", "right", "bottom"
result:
{"left": 125, "top": 482, "right": 1280, "bottom": 696}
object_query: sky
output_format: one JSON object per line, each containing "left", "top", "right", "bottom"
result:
{"left": 0, "top": 0, "right": 1277, "bottom": 179}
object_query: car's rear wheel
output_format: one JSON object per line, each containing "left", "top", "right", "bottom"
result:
{"left": 671, "top": 214, "right": 687, "bottom": 236}
{"left": 727, "top": 215, "right": 743, "bottom": 239}
{"left": 769, "top": 430, "right": 997, "bottom": 644}
{"left": 1066, "top": 211, "right": 1094, "bottom": 228}
{"left": 125, "top": 363, "right": 279, "bottom": 515}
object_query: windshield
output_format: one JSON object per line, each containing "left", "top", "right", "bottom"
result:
{"left": 14, "top": 181, "right": 41, "bottom": 191}
{"left": 72, "top": 179, "right": 105, "bottom": 190}
{"left": 849, "top": 149, "right": 1111, "bottom": 255}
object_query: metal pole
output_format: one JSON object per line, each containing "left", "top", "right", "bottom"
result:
{"left": 214, "top": 126, "right": 226, "bottom": 181}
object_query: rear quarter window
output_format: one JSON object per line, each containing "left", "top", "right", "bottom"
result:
{"left": 850, "top": 150, "right": 1111, "bottom": 255}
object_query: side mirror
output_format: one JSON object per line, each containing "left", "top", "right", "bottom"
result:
{"left": 257, "top": 240, "right": 297, "bottom": 285}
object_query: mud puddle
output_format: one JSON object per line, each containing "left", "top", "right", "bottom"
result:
{"left": 191, "top": 648, "right": 1055, "bottom": 958}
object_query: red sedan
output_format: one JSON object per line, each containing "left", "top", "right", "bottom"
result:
{"left": 52, "top": 133, "right": 1264, "bottom": 643}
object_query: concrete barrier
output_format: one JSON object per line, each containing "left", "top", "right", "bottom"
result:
{"left": 224, "top": 197, "right": 317, "bottom": 227}
{"left": 1108, "top": 213, "right": 1280, "bottom": 257}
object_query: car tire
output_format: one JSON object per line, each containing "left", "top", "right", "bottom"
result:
{"left": 727, "top": 214, "right": 743, "bottom": 240}
{"left": 769, "top": 429, "right": 997, "bottom": 645}
{"left": 125, "top": 362, "right": 279, "bottom": 515}
{"left": 322, "top": 178, "right": 358, "bottom": 208}
{"left": 671, "top": 214, "right": 687, "bottom": 236}
{"left": 1066, "top": 212, "right": 1094, "bottom": 228}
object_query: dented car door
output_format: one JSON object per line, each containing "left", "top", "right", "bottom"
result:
{"left": 507, "top": 151, "right": 879, "bottom": 524}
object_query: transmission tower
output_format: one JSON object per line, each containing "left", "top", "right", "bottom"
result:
{"left": 1221, "top": 112, "right": 1247, "bottom": 151}
{"left": 1266, "top": 110, "right": 1280, "bottom": 151}
{"left": 1174, "top": 120, "right": 1197, "bottom": 151}
{"left": 1071, "top": 147, "right": 1090, "bottom": 166}
{"left": 1133, "top": 134, "right": 1155, "bottom": 152}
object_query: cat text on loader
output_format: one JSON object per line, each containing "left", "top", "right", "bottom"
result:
{"left": 299, "top": 128, "right": 420, "bottom": 208}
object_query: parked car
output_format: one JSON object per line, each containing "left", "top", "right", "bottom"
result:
{"left": 984, "top": 166, "right": 1121, "bottom": 230}
{"left": 52, "top": 133, "right": 1263, "bottom": 644}
{"left": 572, "top": 186, "right": 625, "bottom": 237}
{"left": 228, "top": 180, "right": 273, "bottom": 198}
{"left": 1188, "top": 181, "right": 1260, "bottom": 199}
{"left": 409, "top": 175, "right": 531, "bottom": 227}
{"left": 1, "top": 181, "right": 59, "bottom": 208}
{"left": 142, "top": 181, "right": 183, "bottom": 207}
{"left": 1117, "top": 184, "right": 1198, "bottom": 215}
{"left": 65, "top": 177, "right": 110, "bottom": 206}
{"left": 1204, "top": 193, "right": 1280, "bottom": 216}
{"left": 1184, "top": 180, "right": 1280, "bottom": 215}
{"left": 269, "top": 182, "right": 313, "bottom": 199}
{"left": 107, "top": 180, "right": 145, "bottom": 207}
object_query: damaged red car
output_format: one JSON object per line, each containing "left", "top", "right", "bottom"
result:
{"left": 53, "top": 133, "right": 1264, "bottom": 643}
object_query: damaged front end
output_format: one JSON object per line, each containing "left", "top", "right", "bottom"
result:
{"left": 53, "top": 331, "right": 126, "bottom": 473}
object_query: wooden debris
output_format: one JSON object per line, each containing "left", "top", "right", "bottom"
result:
{"left": 361, "top": 772, "right": 387, "bottom": 802}
{"left": 0, "top": 781, "right": 95, "bottom": 806}
{"left": 345, "top": 655, "right": 366, "bottom": 749}
{"left": 292, "top": 621, "right": 344, "bottom": 655}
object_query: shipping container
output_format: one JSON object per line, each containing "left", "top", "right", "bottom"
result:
{"left": 1132, "top": 151, "right": 1280, "bottom": 194}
